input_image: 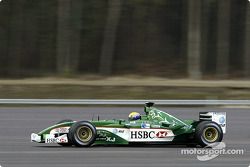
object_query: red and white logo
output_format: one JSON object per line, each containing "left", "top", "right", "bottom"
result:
{"left": 156, "top": 131, "right": 168, "bottom": 138}
{"left": 57, "top": 134, "right": 68, "bottom": 143}
{"left": 60, "top": 138, "right": 67, "bottom": 143}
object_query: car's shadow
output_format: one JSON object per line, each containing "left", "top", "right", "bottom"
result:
{"left": 33, "top": 143, "right": 200, "bottom": 148}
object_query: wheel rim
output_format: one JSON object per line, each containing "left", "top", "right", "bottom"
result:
{"left": 76, "top": 126, "right": 92, "bottom": 142}
{"left": 203, "top": 127, "right": 219, "bottom": 142}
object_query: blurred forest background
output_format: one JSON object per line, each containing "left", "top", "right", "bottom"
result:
{"left": 0, "top": 0, "right": 250, "bottom": 79}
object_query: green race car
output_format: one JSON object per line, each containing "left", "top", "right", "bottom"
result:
{"left": 31, "top": 102, "right": 226, "bottom": 147}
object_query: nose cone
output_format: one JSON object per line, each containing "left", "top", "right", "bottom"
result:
{"left": 31, "top": 133, "right": 41, "bottom": 143}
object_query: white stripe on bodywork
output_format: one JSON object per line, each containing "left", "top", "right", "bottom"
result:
{"left": 50, "top": 127, "right": 70, "bottom": 134}
{"left": 96, "top": 127, "right": 175, "bottom": 142}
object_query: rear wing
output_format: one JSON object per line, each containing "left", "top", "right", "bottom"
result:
{"left": 199, "top": 112, "right": 226, "bottom": 134}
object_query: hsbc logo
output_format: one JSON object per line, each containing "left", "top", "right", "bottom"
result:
{"left": 46, "top": 138, "right": 57, "bottom": 143}
{"left": 59, "top": 138, "right": 67, "bottom": 143}
{"left": 156, "top": 131, "right": 168, "bottom": 138}
{"left": 131, "top": 131, "right": 155, "bottom": 139}
{"left": 45, "top": 134, "right": 68, "bottom": 143}
{"left": 129, "top": 129, "right": 174, "bottom": 142}
{"left": 130, "top": 130, "right": 170, "bottom": 140}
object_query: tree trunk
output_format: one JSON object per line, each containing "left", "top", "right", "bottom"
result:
{"left": 38, "top": 1, "right": 56, "bottom": 73}
{"left": 56, "top": 0, "right": 71, "bottom": 74}
{"left": 99, "top": 0, "right": 122, "bottom": 75}
{"left": 69, "top": 0, "right": 82, "bottom": 73}
{"left": 200, "top": 0, "right": 211, "bottom": 75}
{"left": 244, "top": 2, "right": 250, "bottom": 78}
{"left": 0, "top": 26, "right": 7, "bottom": 75}
{"left": 216, "top": 0, "right": 230, "bottom": 78}
{"left": 187, "top": 0, "right": 202, "bottom": 79}
{"left": 7, "top": 0, "right": 24, "bottom": 76}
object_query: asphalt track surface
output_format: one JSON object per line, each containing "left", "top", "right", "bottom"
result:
{"left": 0, "top": 106, "right": 249, "bottom": 167}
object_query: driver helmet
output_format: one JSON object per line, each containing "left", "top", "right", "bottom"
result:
{"left": 128, "top": 112, "right": 141, "bottom": 121}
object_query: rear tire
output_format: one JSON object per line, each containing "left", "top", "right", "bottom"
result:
{"left": 68, "top": 121, "right": 97, "bottom": 147}
{"left": 195, "top": 121, "right": 223, "bottom": 147}
{"left": 56, "top": 119, "right": 73, "bottom": 147}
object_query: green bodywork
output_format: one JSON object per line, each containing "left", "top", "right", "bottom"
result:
{"left": 36, "top": 105, "right": 199, "bottom": 145}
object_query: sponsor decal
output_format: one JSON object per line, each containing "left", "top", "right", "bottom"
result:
{"left": 156, "top": 131, "right": 168, "bottom": 138}
{"left": 46, "top": 138, "right": 57, "bottom": 143}
{"left": 219, "top": 116, "right": 225, "bottom": 124}
{"left": 211, "top": 112, "right": 226, "bottom": 133}
{"left": 50, "top": 127, "right": 69, "bottom": 134}
{"left": 96, "top": 128, "right": 129, "bottom": 142}
{"left": 45, "top": 134, "right": 57, "bottom": 143}
{"left": 131, "top": 131, "right": 155, "bottom": 139}
{"left": 118, "top": 129, "right": 124, "bottom": 133}
{"left": 149, "top": 110, "right": 166, "bottom": 121}
{"left": 129, "top": 129, "right": 174, "bottom": 142}
{"left": 55, "top": 127, "right": 68, "bottom": 133}
{"left": 45, "top": 134, "right": 68, "bottom": 143}
{"left": 141, "top": 122, "right": 150, "bottom": 129}
{"left": 112, "top": 128, "right": 118, "bottom": 134}
{"left": 131, "top": 130, "right": 168, "bottom": 139}
{"left": 57, "top": 134, "right": 68, "bottom": 143}
{"left": 96, "top": 130, "right": 117, "bottom": 142}
{"left": 97, "top": 130, "right": 110, "bottom": 141}
{"left": 96, "top": 137, "right": 106, "bottom": 141}
{"left": 106, "top": 137, "right": 116, "bottom": 142}
{"left": 97, "top": 130, "right": 108, "bottom": 137}
{"left": 59, "top": 137, "right": 67, "bottom": 143}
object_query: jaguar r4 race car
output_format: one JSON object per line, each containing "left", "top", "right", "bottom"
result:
{"left": 31, "top": 102, "right": 226, "bottom": 147}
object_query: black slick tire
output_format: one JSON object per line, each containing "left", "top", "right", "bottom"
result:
{"left": 195, "top": 121, "right": 223, "bottom": 147}
{"left": 68, "top": 121, "right": 97, "bottom": 147}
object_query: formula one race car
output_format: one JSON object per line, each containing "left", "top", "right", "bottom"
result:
{"left": 31, "top": 102, "right": 226, "bottom": 147}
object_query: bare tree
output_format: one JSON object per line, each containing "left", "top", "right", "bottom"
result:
{"left": 244, "top": 2, "right": 250, "bottom": 78}
{"left": 99, "top": 0, "right": 122, "bottom": 75}
{"left": 187, "top": 0, "right": 202, "bottom": 79}
{"left": 216, "top": 0, "right": 230, "bottom": 78}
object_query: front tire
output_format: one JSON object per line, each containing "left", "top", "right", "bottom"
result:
{"left": 68, "top": 121, "right": 97, "bottom": 147}
{"left": 195, "top": 121, "right": 223, "bottom": 147}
